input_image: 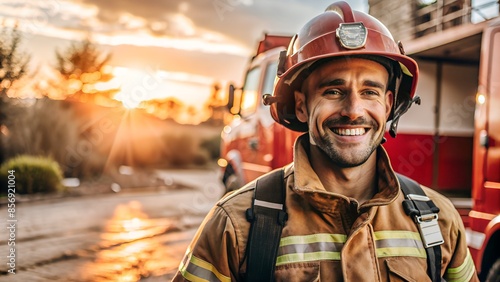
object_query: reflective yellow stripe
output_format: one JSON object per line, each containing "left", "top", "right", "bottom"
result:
{"left": 280, "top": 233, "right": 347, "bottom": 246}
{"left": 179, "top": 252, "right": 230, "bottom": 282}
{"left": 376, "top": 247, "right": 426, "bottom": 258}
{"left": 447, "top": 249, "right": 473, "bottom": 273}
{"left": 374, "top": 230, "right": 422, "bottom": 241}
{"left": 445, "top": 249, "right": 475, "bottom": 282}
{"left": 276, "top": 251, "right": 341, "bottom": 266}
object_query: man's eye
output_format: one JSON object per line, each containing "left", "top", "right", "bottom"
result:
{"left": 363, "top": 90, "right": 380, "bottom": 96}
{"left": 323, "top": 89, "right": 342, "bottom": 96}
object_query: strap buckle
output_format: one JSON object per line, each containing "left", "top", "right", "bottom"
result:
{"left": 415, "top": 213, "right": 444, "bottom": 248}
{"left": 406, "top": 193, "right": 430, "bottom": 202}
{"left": 406, "top": 194, "right": 444, "bottom": 248}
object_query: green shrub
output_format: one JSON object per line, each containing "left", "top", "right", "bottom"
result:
{"left": 0, "top": 155, "right": 64, "bottom": 194}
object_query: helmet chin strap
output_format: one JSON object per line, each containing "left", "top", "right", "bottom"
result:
{"left": 389, "top": 96, "right": 421, "bottom": 138}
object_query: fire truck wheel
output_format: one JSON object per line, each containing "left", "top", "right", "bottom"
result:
{"left": 486, "top": 258, "right": 500, "bottom": 282}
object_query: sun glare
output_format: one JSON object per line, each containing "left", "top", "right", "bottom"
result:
{"left": 121, "top": 99, "right": 141, "bottom": 109}
{"left": 107, "top": 66, "right": 216, "bottom": 123}
{"left": 111, "top": 67, "right": 154, "bottom": 109}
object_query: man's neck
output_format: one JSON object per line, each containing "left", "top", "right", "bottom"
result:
{"left": 308, "top": 145, "right": 378, "bottom": 205}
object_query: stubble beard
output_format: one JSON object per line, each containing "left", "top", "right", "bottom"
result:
{"left": 310, "top": 124, "right": 385, "bottom": 168}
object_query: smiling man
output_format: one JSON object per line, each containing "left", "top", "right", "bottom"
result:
{"left": 172, "top": 1, "right": 478, "bottom": 281}
{"left": 294, "top": 57, "right": 393, "bottom": 204}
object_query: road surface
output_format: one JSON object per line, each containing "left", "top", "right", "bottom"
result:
{"left": 0, "top": 168, "right": 224, "bottom": 281}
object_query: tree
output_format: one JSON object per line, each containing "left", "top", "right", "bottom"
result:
{"left": 0, "top": 24, "right": 30, "bottom": 163}
{"left": 204, "top": 82, "right": 226, "bottom": 126}
{"left": 55, "top": 38, "right": 118, "bottom": 104}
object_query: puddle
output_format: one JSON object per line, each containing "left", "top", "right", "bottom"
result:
{"left": 78, "top": 201, "right": 176, "bottom": 281}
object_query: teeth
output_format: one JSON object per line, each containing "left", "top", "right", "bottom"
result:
{"left": 332, "top": 128, "right": 366, "bottom": 136}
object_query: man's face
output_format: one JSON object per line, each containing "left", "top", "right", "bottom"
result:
{"left": 294, "top": 57, "right": 393, "bottom": 167}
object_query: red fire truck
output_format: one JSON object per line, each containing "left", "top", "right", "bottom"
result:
{"left": 467, "top": 18, "right": 500, "bottom": 280}
{"left": 220, "top": 18, "right": 500, "bottom": 279}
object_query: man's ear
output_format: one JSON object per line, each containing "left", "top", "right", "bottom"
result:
{"left": 385, "top": 90, "right": 394, "bottom": 119}
{"left": 295, "top": 90, "right": 308, "bottom": 123}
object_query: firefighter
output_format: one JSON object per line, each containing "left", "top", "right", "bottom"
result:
{"left": 172, "top": 1, "right": 478, "bottom": 281}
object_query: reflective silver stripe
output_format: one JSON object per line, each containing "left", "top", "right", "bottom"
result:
{"left": 279, "top": 241, "right": 344, "bottom": 256}
{"left": 254, "top": 199, "right": 283, "bottom": 210}
{"left": 183, "top": 262, "right": 223, "bottom": 282}
{"left": 376, "top": 238, "right": 424, "bottom": 249}
{"left": 179, "top": 252, "right": 230, "bottom": 282}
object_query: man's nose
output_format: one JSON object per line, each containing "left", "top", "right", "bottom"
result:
{"left": 339, "top": 93, "right": 364, "bottom": 120}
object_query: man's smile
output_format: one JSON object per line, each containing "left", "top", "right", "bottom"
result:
{"left": 330, "top": 127, "right": 368, "bottom": 136}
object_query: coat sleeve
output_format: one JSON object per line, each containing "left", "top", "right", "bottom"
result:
{"left": 443, "top": 212, "right": 479, "bottom": 282}
{"left": 171, "top": 205, "right": 242, "bottom": 282}
{"left": 429, "top": 189, "right": 479, "bottom": 282}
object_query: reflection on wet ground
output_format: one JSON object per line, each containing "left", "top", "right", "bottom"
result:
{"left": 79, "top": 201, "right": 176, "bottom": 281}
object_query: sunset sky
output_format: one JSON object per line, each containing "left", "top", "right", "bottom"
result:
{"left": 1, "top": 0, "right": 368, "bottom": 111}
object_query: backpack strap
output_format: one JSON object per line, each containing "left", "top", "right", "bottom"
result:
{"left": 397, "top": 173, "right": 444, "bottom": 282}
{"left": 245, "top": 168, "right": 287, "bottom": 282}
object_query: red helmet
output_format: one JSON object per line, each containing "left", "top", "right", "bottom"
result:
{"left": 267, "top": 1, "right": 419, "bottom": 136}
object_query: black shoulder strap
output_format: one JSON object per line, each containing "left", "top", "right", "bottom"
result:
{"left": 397, "top": 173, "right": 443, "bottom": 282}
{"left": 245, "top": 168, "right": 287, "bottom": 282}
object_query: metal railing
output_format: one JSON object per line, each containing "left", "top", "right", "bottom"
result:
{"left": 414, "top": 0, "right": 498, "bottom": 37}
{"left": 373, "top": 0, "right": 499, "bottom": 41}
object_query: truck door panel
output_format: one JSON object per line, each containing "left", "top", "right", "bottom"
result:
{"left": 485, "top": 29, "right": 500, "bottom": 184}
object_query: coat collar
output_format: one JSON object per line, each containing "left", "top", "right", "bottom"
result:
{"left": 291, "top": 134, "right": 400, "bottom": 212}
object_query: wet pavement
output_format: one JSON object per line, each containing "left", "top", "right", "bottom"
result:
{"left": 0, "top": 169, "right": 224, "bottom": 281}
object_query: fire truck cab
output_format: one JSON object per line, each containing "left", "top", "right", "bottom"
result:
{"left": 220, "top": 34, "right": 299, "bottom": 192}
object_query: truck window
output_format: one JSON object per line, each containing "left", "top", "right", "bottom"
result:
{"left": 240, "top": 67, "right": 261, "bottom": 117}
{"left": 262, "top": 61, "right": 279, "bottom": 103}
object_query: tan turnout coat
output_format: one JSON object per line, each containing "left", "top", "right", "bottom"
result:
{"left": 172, "top": 135, "right": 478, "bottom": 282}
